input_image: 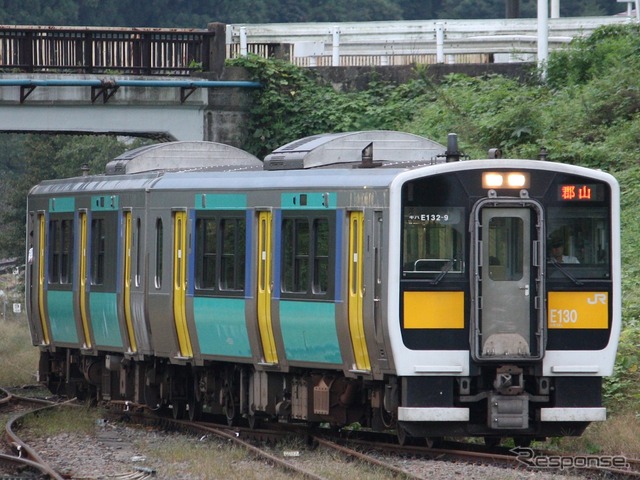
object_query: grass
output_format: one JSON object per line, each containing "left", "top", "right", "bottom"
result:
{"left": 135, "top": 435, "right": 296, "bottom": 480}
{"left": 554, "top": 411, "right": 640, "bottom": 457}
{"left": 136, "top": 435, "right": 397, "bottom": 480}
{"left": 0, "top": 311, "right": 39, "bottom": 387}
{"left": 20, "top": 405, "right": 103, "bottom": 436}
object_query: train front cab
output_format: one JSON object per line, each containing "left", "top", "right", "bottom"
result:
{"left": 394, "top": 161, "right": 620, "bottom": 442}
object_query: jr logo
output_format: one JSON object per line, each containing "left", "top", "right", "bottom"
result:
{"left": 586, "top": 293, "right": 607, "bottom": 305}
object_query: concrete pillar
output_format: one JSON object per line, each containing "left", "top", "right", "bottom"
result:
{"left": 436, "top": 22, "right": 445, "bottom": 64}
{"left": 537, "top": 0, "right": 549, "bottom": 78}
{"left": 206, "top": 23, "right": 227, "bottom": 78}
{"left": 332, "top": 26, "right": 340, "bottom": 67}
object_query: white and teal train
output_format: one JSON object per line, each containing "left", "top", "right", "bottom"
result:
{"left": 26, "top": 131, "right": 621, "bottom": 445}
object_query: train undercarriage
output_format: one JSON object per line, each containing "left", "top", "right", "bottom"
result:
{"left": 38, "top": 349, "right": 597, "bottom": 447}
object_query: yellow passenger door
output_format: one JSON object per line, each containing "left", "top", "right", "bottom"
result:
{"left": 257, "top": 211, "right": 278, "bottom": 364}
{"left": 123, "top": 211, "right": 137, "bottom": 353}
{"left": 348, "top": 212, "right": 371, "bottom": 372}
{"left": 173, "top": 211, "right": 193, "bottom": 358}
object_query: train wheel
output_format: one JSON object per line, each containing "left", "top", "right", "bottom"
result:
{"left": 425, "top": 437, "right": 443, "bottom": 449}
{"left": 484, "top": 436, "right": 501, "bottom": 447}
{"left": 187, "top": 380, "right": 202, "bottom": 421}
{"left": 247, "top": 413, "right": 260, "bottom": 430}
{"left": 172, "top": 401, "right": 185, "bottom": 420}
{"left": 224, "top": 392, "right": 237, "bottom": 426}
{"left": 513, "top": 437, "right": 532, "bottom": 448}
{"left": 396, "top": 425, "right": 409, "bottom": 446}
{"left": 187, "top": 398, "right": 202, "bottom": 421}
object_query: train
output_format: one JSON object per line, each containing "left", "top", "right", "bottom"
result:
{"left": 25, "top": 131, "right": 621, "bottom": 446}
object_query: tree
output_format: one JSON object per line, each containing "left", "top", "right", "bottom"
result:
{"left": 0, "top": 134, "right": 136, "bottom": 258}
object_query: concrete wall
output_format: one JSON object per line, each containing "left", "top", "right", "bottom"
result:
{"left": 311, "top": 63, "right": 536, "bottom": 92}
{"left": 197, "top": 67, "right": 254, "bottom": 147}
{"left": 0, "top": 62, "right": 532, "bottom": 147}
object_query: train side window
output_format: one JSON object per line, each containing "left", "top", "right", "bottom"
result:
{"left": 90, "top": 218, "right": 105, "bottom": 285}
{"left": 195, "top": 217, "right": 217, "bottom": 290}
{"left": 48, "top": 220, "right": 60, "bottom": 284}
{"left": 48, "top": 218, "right": 74, "bottom": 285}
{"left": 134, "top": 217, "right": 141, "bottom": 287}
{"left": 220, "top": 218, "right": 246, "bottom": 291}
{"left": 281, "top": 214, "right": 334, "bottom": 297}
{"left": 194, "top": 214, "right": 246, "bottom": 294}
{"left": 282, "top": 218, "right": 309, "bottom": 293}
{"left": 155, "top": 218, "right": 163, "bottom": 289}
{"left": 313, "top": 218, "right": 329, "bottom": 294}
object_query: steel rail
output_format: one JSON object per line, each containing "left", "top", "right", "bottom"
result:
{"left": 181, "top": 420, "right": 327, "bottom": 480}
{"left": 3, "top": 397, "right": 79, "bottom": 480}
{"left": 312, "top": 435, "right": 422, "bottom": 479}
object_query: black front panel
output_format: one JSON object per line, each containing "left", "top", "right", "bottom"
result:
{"left": 400, "top": 168, "right": 614, "bottom": 352}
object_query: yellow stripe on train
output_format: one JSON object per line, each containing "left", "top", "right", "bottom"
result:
{"left": 547, "top": 292, "right": 609, "bottom": 329}
{"left": 403, "top": 291, "right": 464, "bottom": 329}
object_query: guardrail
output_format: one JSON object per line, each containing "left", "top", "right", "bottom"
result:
{"left": 0, "top": 17, "right": 635, "bottom": 75}
{"left": 0, "top": 24, "right": 226, "bottom": 75}
{"left": 226, "top": 16, "right": 635, "bottom": 66}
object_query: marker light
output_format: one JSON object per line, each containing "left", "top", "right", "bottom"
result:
{"left": 482, "top": 172, "right": 529, "bottom": 189}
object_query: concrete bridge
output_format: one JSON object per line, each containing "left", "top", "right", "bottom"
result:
{"left": 0, "top": 23, "right": 259, "bottom": 145}
{"left": 0, "top": 72, "right": 259, "bottom": 144}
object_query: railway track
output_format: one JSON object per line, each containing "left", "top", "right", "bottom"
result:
{"left": 3, "top": 394, "right": 639, "bottom": 479}
{"left": 0, "top": 386, "right": 68, "bottom": 479}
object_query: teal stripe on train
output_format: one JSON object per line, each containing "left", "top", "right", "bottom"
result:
{"left": 193, "top": 297, "right": 251, "bottom": 357}
{"left": 47, "top": 290, "right": 79, "bottom": 344}
{"left": 281, "top": 192, "right": 336, "bottom": 209}
{"left": 89, "top": 292, "right": 124, "bottom": 348}
{"left": 195, "top": 193, "right": 247, "bottom": 210}
{"left": 279, "top": 301, "right": 342, "bottom": 364}
{"left": 49, "top": 197, "right": 75, "bottom": 213}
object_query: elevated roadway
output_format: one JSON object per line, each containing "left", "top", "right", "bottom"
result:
{"left": 0, "top": 74, "right": 259, "bottom": 142}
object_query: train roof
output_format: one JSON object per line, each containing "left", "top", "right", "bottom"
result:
{"left": 263, "top": 130, "right": 447, "bottom": 170}
{"left": 105, "top": 141, "right": 262, "bottom": 175}
{"left": 28, "top": 131, "right": 619, "bottom": 198}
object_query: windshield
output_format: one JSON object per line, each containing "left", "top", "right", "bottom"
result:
{"left": 546, "top": 206, "right": 610, "bottom": 279}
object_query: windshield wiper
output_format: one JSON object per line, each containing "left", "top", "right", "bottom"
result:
{"left": 430, "top": 259, "right": 454, "bottom": 285}
{"left": 549, "top": 258, "right": 584, "bottom": 286}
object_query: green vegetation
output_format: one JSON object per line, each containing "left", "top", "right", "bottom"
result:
{"left": 20, "top": 405, "right": 103, "bottom": 436}
{"left": 0, "top": 311, "right": 39, "bottom": 386}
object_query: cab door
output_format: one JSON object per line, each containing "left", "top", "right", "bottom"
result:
{"left": 471, "top": 199, "right": 544, "bottom": 361}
